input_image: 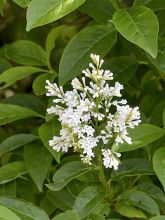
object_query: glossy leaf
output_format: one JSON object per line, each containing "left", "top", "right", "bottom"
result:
{"left": 0, "top": 162, "right": 27, "bottom": 184}
{"left": 120, "top": 190, "right": 160, "bottom": 215}
{"left": 47, "top": 189, "right": 75, "bottom": 211}
{"left": 0, "top": 205, "right": 21, "bottom": 220}
{"left": 59, "top": 24, "right": 117, "bottom": 84}
{"left": 5, "top": 40, "right": 47, "bottom": 66}
{"left": 112, "top": 159, "right": 154, "bottom": 179}
{"left": 33, "top": 73, "right": 55, "bottom": 96}
{"left": 73, "top": 186, "right": 103, "bottom": 219}
{"left": 11, "top": 0, "right": 30, "bottom": 7}
{"left": 0, "top": 197, "right": 50, "bottom": 220}
{"left": 0, "top": 134, "right": 39, "bottom": 154}
{"left": 39, "top": 118, "right": 62, "bottom": 163}
{"left": 24, "top": 141, "right": 52, "bottom": 192}
{"left": 115, "top": 202, "right": 146, "bottom": 218}
{"left": 0, "top": 58, "right": 12, "bottom": 73}
{"left": 48, "top": 161, "right": 89, "bottom": 191}
{"left": 113, "top": 124, "right": 165, "bottom": 152}
{"left": 79, "top": 0, "right": 114, "bottom": 24}
{"left": 113, "top": 6, "right": 159, "bottom": 58}
{"left": 0, "top": 66, "right": 48, "bottom": 89}
{"left": 52, "top": 210, "right": 79, "bottom": 220}
{"left": 0, "top": 104, "right": 44, "bottom": 126}
{"left": 153, "top": 147, "right": 165, "bottom": 191}
{"left": 26, "top": 0, "right": 86, "bottom": 31}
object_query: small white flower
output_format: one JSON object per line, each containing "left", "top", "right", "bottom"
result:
{"left": 102, "top": 149, "right": 121, "bottom": 170}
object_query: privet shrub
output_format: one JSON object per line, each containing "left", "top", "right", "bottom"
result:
{"left": 0, "top": 0, "right": 165, "bottom": 219}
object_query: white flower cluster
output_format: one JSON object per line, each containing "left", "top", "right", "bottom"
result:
{"left": 45, "top": 54, "right": 141, "bottom": 170}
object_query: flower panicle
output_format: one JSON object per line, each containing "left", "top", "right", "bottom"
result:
{"left": 45, "top": 54, "right": 141, "bottom": 170}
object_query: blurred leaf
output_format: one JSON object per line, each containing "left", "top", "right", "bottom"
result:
{"left": 113, "top": 6, "right": 158, "bottom": 58}
{"left": 73, "top": 186, "right": 103, "bottom": 219}
{"left": 0, "top": 134, "right": 39, "bottom": 154}
{"left": 79, "top": 0, "right": 114, "bottom": 24}
{"left": 11, "top": 0, "right": 30, "bottom": 7}
{"left": 150, "top": 101, "right": 165, "bottom": 126}
{"left": 47, "top": 189, "right": 75, "bottom": 211}
{"left": 26, "top": 0, "right": 86, "bottom": 31}
{"left": 147, "top": 37, "right": 165, "bottom": 72}
{"left": 114, "top": 124, "right": 165, "bottom": 152}
{"left": 2, "top": 94, "right": 46, "bottom": 115}
{"left": 0, "top": 205, "right": 21, "bottom": 220}
{"left": 133, "top": 0, "right": 165, "bottom": 12}
{"left": 105, "top": 56, "right": 138, "bottom": 83}
{"left": 48, "top": 161, "right": 89, "bottom": 191}
{"left": 24, "top": 141, "right": 52, "bottom": 192}
{"left": 0, "top": 104, "right": 44, "bottom": 126}
{"left": 52, "top": 210, "right": 79, "bottom": 220}
{"left": 115, "top": 201, "right": 146, "bottom": 218}
{"left": 0, "top": 162, "right": 27, "bottom": 184}
{"left": 150, "top": 216, "right": 165, "bottom": 220}
{"left": 59, "top": 24, "right": 117, "bottom": 84}
{"left": 153, "top": 147, "right": 165, "bottom": 191}
{"left": 0, "top": 197, "right": 50, "bottom": 220}
{"left": 112, "top": 159, "right": 154, "bottom": 179}
{"left": 33, "top": 73, "right": 55, "bottom": 96}
{"left": 5, "top": 40, "right": 47, "bottom": 66}
{"left": 0, "top": 58, "right": 12, "bottom": 73}
{"left": 39, "top": 118, "right": 63, "bottom": 163}
{"left": 0, "top": 66, "right": 48, "bottom": 89}
{"left": 40, "top": 194, "right": 56, "bottom": 216}
{"left": 0, "top": 181, "right": 16, "bottom": 197}
{"left": 119, "top": 190, "right": 160, "bottom": 215}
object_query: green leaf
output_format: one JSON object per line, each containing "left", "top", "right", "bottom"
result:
{"left": 0, "top": 134, "right": 39, "bottom": 154}
{"left": 48, "top": 161, "right": 89, "bottom": 191}
{"left": 39, "top": 118, "right": 63, "bottom": 163}
{"left": 11, "top": 0, "right": 30, "bottom": 7}
{"left": 0, "top": 181, "right": 16, "bottom": 197}
{"left": 0, "top": 197, "right": 50, "bottom": 220}
{"left": 120, "top": 190, "right": 160, "bottom": 215}
{"left": 26, "top": 0, "right": 86, "bottom": 31}
{"left": 134, "top": 0, "right": 165, "bottom": 12}
{"left": 163, "top": 108, "right": 165, "bottom": 128}
{"left": 0, "top": 0, "right": 5, "bottom": 16}
{"left": 113, "top": 6, "right": 159, "bottom": 58}
{"left": 0, "top": 66, "right": 48, "bottom": 89}
{"left": 46, "top": 25, "right": 66, "bottom": 61}
{"left": 115, "top": 202, "right": 146, "bottom": 218}
{"left": 105, "top": 56, "right": 138, "bottom": 83}
{"left": 73, "top": 186, "right": 103, "bottom": 219}
{"left": 79, "top": 0, "right": 114, "bottom": 24}
{"left": 113, "top": 124, "right": 165, "bottom": 152}
{"left": 2, "top": 94, "right": 46, "bottom": 115}
{"left": 33, "top": 73, "right": 55, "bottom": 96}
{"left": 150, "top": 216, "right": 165, "bottom": 220}
{"left": 5, "top": 40, "right": 47, "bottom": 66}
{"left": 153, "top": 147, "right": 165, "bottom": 191}
{"left": 147, "top": 37, "right": 165, "bottom": 72}
{"left": 0, "top": 205, "right": 21, "bottom": 220}
{"left": 59, "top": 24, "right": 117, "bottom": 85}
{"left": 0, "top": 58, "right": 12, "bottom": 73}
{"left": 47, "top": 189, "right": 75, "bottom": 211}
{"left": 0, "top": 104, "right": 44, "bottom": 126}
{"left": 24, "top": 141, "right": 52, "bottom": 192}
{"left": 112, "top": 159, "right": 154, "bottom": 179}
{"left": 52, "top": 210, "right": 79, "bottom": 220}
{"left": 0, "top": 162, "right": 27, "bottom": 184}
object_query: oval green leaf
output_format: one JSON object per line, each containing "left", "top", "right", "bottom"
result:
{"left": 52, "top": 210, "right": 79, "bottom": 220}
{"left": 0, "top": 66, "right": 48, "bottom": 89}
{"left": 0, "top": 134, "right": 39, "bottom": 154}
{"left": 113, "top": 6, "right": 159, "bottom": 58}
{"left": 0, "top": 197, "right": 50, "bottom": 220}
{"left": 0, "top": 205, "right": 21, "bottom": 220}
{"left": 24, "top": 141, "right": 52, "bottom": 192}
{"left": 26, "top": 0, "right": 86, "bottom": 31}
{"left": 48, "top": 161, "right": 89, "bottom": 191}
{"left": 0, "top": 162, "right": 27, "bottom": 184}
{"left": 0, "top": 104, "right": 44, "bottom": 126}
{"left": 59, "top": 24, "right": 117, "bottom": 85}
{"left": 153, "top": 147, "right": 165, "bottom": 191}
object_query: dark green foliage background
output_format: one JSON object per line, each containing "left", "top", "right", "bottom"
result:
{"left": 0, "top": 0, "right": 165, "bottom": 219}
